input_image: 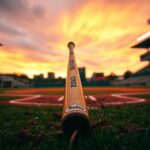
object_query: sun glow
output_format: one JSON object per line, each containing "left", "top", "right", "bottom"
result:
{"left": 0, "top": 0, "right": 149, "bottom": 78}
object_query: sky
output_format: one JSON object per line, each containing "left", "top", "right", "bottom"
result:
{"left": 0, "top": 0, "right": 149, "bottom": 78}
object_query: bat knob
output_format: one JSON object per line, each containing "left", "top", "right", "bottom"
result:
{"left": 67, "top": 41, "right": 75, "bottom": 50}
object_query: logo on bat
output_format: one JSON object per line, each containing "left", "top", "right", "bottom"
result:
{"left": 65, "top": 104, "right": 85, "bottom": 112}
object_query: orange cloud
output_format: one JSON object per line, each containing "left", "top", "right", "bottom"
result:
{"left": 0, "top": 0, "right": 149, "bottom": 78}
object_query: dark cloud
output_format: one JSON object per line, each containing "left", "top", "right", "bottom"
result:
{"left": 0, "top": 0, "right": 45, "bottom": 19}
{"left": 16, "top": 38, "right": 45, "bottom": 51}
{"left": 0, "top": 0, "right": 149, "bottom": 77}
{"left": 63, "top": 0, "right": 86, "bottom": 12}
{"left": 32, "top": 5, "right": 45, "bottom": 17}
{"left": 0, "top": 21, "right": 25, "bottom": 36}
{"left": 0, "top": 0, "right": 27, "bottom": 14}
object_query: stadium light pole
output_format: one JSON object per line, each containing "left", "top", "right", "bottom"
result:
{"left": 61, "top": 42, "right": 89, "bottom": 134}
{"left": 147, "top": 18, "right": 150, "bottom": 25}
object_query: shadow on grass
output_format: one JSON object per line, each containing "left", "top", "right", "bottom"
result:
{"left": 0, "top": 104, "right": 150, "bottom": 150}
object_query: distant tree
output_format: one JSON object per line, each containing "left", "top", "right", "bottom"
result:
{"left": 124, "top": 71, "right": 132, "bottom": 79}
{"left": 11, "top": 73, "right": 19, "bottom": 78}
{"left": 107, "top": 72, "right": 118, "bottom": 81}
{"left": 58, "top": 76, "right": 62, "bottom": 79}
{"left": 19, "top": 74, "right": 30, "bottom": 80}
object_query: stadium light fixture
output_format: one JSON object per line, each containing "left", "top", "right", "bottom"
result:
{"left": 147, "top": 18, "right": 150, "bottom": 25}
{"left": 137, "top": 31, "right": 150, "bottom": 42}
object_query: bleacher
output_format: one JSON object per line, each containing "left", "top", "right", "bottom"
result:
{"left": 0, "top": 75, "right": 30, "bottom": 88}
{"left": 116, "top": 75, "right": 150, "bottom": 86}
{"left": 115, "top": 32, "right": 150, "bottom": 86}
{"left": 114, "top": 64, "right": 150, "bottom": 86}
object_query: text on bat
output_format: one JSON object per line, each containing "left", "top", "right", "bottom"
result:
{"left": 70, "top": 76, "right": 77, "bottom": 87}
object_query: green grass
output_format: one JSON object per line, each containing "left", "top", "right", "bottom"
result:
{"left": 0, "top": 96, "right": 25, "bottom": 101}
{"left": 0, "top": 88, "right": 5, "bottom": 93}
{"left": 0, "top": 104, "right": 150, "bottom": 150}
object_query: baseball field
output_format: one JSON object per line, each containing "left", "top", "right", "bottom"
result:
{"left": 0, "top": 87, "right": 150, "bottom": 150}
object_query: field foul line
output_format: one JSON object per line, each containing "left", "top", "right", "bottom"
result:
{"left": 10, "top": 102, "right": 62, "bottom": 106}
{"left": 111, "top": 92, "right": 150, "bottom": 105}
{"left": 9, "top": 95, "right": 42, "bottom": 104}
{"left": 88, "top": 95, "right": 97, "bottom": 101}
{"left": 9, "top": 95, "right": 63, "bottom": 106}
{"left": 3, "top": 92, "right": 150, "bottom": 107}
{"left": 57, "top": 96, "right": 64, "bottom": 102}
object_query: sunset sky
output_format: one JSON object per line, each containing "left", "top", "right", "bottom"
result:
{"left": 0, "top": 0, "right": 149, "bottom": 78}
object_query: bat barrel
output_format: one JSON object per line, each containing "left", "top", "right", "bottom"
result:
{"left": 61, "top": 42, "right": 89, "bottom": 134}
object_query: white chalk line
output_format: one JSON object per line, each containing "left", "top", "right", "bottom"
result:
{"left": 1, "top": 92, "right": 149, "bottom": 107}
{"left": 88, "top": 95, "right": 97, "bottom": 101}
{"left": 111, "top": 92, "right": 150, "bottom": 105}
{"left": 57, "top": 96, "right": 64, "bottom": 102}
{"left": 9, "top": 95, "right": 42, "bottom": 104}
{"left": 8, "top": 94, "right": 62, "bottom": 106}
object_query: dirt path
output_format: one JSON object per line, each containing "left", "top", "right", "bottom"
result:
{"left": 0, "top": 92, "right": 149, "bottom": 107}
